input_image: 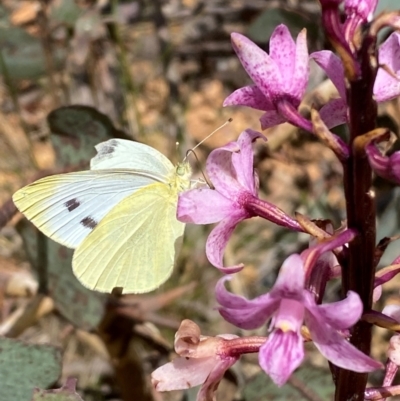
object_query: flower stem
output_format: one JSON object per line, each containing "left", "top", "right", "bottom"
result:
{"left": 335, "top": 32, "right": 378, "bottom": 401}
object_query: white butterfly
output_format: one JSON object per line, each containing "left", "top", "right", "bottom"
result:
{"left": 13, "top": 139, "right": 192, "bottom": 294}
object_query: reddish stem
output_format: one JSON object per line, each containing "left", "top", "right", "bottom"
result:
{"left": 335, "top": 31, "right": 378, "bottom": 401}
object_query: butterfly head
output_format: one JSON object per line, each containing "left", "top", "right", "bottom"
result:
{"left": 173, "top": 161, "right": 192, "bottom": 192}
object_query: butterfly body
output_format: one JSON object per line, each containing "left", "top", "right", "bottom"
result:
{"left": 13, "top": 139, "right": 192, "bottom": 294}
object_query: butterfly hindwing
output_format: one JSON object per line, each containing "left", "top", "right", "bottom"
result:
{"left": 12, "top": 170, "right": 161, "bottom": 248}
{"left": 73, "top": 182, "right": 185, "bottom": 293}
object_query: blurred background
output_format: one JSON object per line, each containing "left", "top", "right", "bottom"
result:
{"left": 1, "top": 0, "right": 400, "bottom": 400}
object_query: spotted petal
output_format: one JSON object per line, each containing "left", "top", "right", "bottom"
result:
{"left": 223, "top": 85, "right": 273, "bottom": 110}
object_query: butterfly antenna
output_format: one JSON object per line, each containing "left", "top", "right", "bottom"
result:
{"left": 186, "top": 149, "right": 214, "bottom": 189}
{"left": 183, "top": 118, "right": 233, "bottom": 162}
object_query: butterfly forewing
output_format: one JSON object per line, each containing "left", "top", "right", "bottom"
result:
{"left": 73, "top": 182, "right": 185, "bottom": 293}
{"left": 12, "top": 170, "right": 163, "bottom": 248}
{"left": 91, "top": 139, "right": 174, "bottom": 182}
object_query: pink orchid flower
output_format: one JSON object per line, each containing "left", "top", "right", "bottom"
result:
{"left": 344, "top": 0, "right": 378, "bottom": 22}
{"left": 216, "top": 253, "right": 382, "bottom": 386}
{"left": 151, "top": 319, "right": 239, "bottom": 401}
{"left": 374, "top": 32, "right": 400, "bottom": 102}
{"left": 223, "top": 25, "right": 309, "bottom": 130}
{"left": 177, "top": 129, "right": 302, "bottom": 273}
{"left": 365, "top": 142, "right": 400, "bottom": 184}
{"left": 344, "top": 0, "right": 378, "bottom": 39}
{"left": 311, "top": 32, "right": 400, "bottom": 106}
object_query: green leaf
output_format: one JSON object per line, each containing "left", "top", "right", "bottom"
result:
{"left": 17, "top": 211, "right": 107, "bottom": 331}
{"left": 243, "top": 364, "right": 334, "bottom": 401}
{"left": 32, "top": 378, "right": 84, "bottom": 401}
{"left": 0, "top": 6, "right": 65, "bottom": 80}
{"left": 48, "top": 106, "right": 128, "bottom": 167}
{"left": 49, "top": 0, "right": 82, "bottom": 27}
{"left": 0, "top": 337, "right": 61, "bottom": 401}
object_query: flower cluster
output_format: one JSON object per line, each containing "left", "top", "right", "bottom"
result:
{"left": 152, "top": 1, "right": 400, "bottom": 400}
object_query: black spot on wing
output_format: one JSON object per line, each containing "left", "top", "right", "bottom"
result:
{"left": 80, "top": 217, "right": 98, "bottom": 229}
{"left": 100, "top": 139, "right": 118, "bottom": 155}
{"left": 65, "top": 198, "right": 80, "bottom": 212}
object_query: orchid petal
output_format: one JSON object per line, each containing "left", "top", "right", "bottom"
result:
{"left": 152, "top": 357, "right": 216, "bottom": 391}
{"left": 382, "top": 304, "right": 400, "bottom": 322}
{"left": 271, "top": 254, "right": 305, "bottom": 299}
{"left": 230, "top": 32, "right": 281, "bottom": 101}
{"left": 197, "top": 358, "right": 238, "bottom": 401}
{"left": 318, "top": 98, "right": 348, "bottom": 128}
{"left": 292, "top": 28, "right": 309, "bottom": 101}
{"left": 345, "top": 0, "right": 378, "bottom": 21}
{"left": 390, "top": 152, "right": 400, "bottom": 180}
{"left": 259, "top": 111, "right": 286, "bottom": 130}
{"left": 259, "top": 330, "right": 304, "bottom": 387}
{"left": 232, "top": 129, "right": 266, "bottom": 194}
{"left": 206, "top": 144, "right": 242, "bottom": 198}
{"left": 216, "top": 278, "right": 279, "bottom": 329}
{"left": 215, "top": 277, "right": 259, "bottom": 308}
{"left": 374, "top": 32, "right": 400, "bottom": 102}
{"left": 306, "top": 291, "right": 363, "bottom": 330}
{"left": 310, "top": 50, "right": 346, "bottom": 99}
{"left": 223, "top": 85, "right": 273, "bottom": 110}
{"left": 177, "top": 189, "right": 235, "bottom": 224}
{"left": 270, "top": 25, "right": 296, "bottom": 85}
{"left": 219, "top": 302, "right": 278, "bottom": 330}
{"left": 206, "top": 211, "right": 250, "bottom": 273}
{"left": 306, "top": 307, "right": 383, "bottom": 372}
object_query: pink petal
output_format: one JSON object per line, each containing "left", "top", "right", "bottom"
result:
{"left": 219, "top": 301, "right": 278, "bottom": 330}
{"left": 271, "top": 254, "right": 305, "bottom": 299}
{"left": 305, "top": 307, "right": 383, "bottom": 372}
{"left": 216, "top": 277, "right": 279, "bottom": 328}
{"left": 365, "top": 144, "right": 390, "bottom": 179}
{"left": 259, "top": 330, "right": 304, "bottom": 387}
{"left": 345, "top": 0, "right": 378, "bottom": 21}
{"left": 310, "top": 50, "right": 346, "bottom": 99}
{"left": 152, "top": 357, "right": 215, "bottom": 391}
{"left": 373, "top": 285, "right": 382, "bottom": 302}
{"left": 274, "top": 298, "right": 305, "bottom": 333}
{"left": 292, "top": 28, "right": 309, "bottom": 101}
{"left": 232, "top": 129, "right": 266, "bottom": 195}
{"left": 177, "top": 189, "right": 235, "bottom": 224}
{"left": 374, "top": 32, "right": 400, "bottom": 102}
{"left": 206, "top": 211, "right": 250, "bottom": 273}
{"left": 318, "top": 98, "right": 348, "bottom": 128}
{"left": 197, "top": 358, "right": 238, "bottom": 401}
{"left": 223, "top": 85, "right": 273, "bottom": 110}
{"left": 269, "top": 25, "right": 296, "bottom": 85}
{"left": 307, "top": 291, "right": 363, "bottom": 330}
{"left": 382, "top": 304, "right": 400, "bottom": 322}
{"left": 390, "top": 152, "right": 400, "bottom": 181}
{"left": 230, "top": 32, "right": 281, "bottom": 101}
{"left": 206, "top": 143, "right": 242, "bottom": 198}
{"left": 259, "top": 111, "right": 286, "bottom": 130}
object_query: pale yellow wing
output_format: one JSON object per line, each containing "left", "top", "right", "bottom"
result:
{"left": 72, "top": 182, "right": 185, "bottom": 294}
{"left": 12, "top": 171, "right": 161, "bottom": 248}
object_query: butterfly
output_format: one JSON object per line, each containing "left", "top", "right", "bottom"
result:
{"left": 13, "top": 138, "right": 192, "bottom": 294}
